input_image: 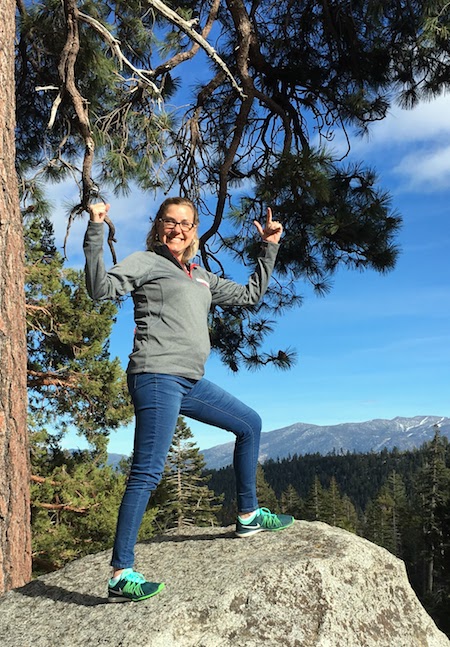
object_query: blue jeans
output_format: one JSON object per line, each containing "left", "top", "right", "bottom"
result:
{"left": 111, "top": 373, "right": 262, "bottom": 569}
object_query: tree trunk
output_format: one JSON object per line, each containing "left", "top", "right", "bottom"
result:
{"left": 0, "top": 0, "right": 32, "bottom": 593}
{"left": 425, "top": 554, "right": 434, "bottom": 596}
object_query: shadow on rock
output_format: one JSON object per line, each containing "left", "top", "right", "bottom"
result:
{"left": 16, "top": 580, "right": 106, "bottom": 606}
{"left": 150, "top": 529, "right": 236, "bottom": 543}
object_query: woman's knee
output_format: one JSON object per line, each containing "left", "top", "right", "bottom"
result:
{"left": 127, "top": 465, "right": 164, "bottom": 493}
{"left": 236, "top": 409, "right": 262, "bottom": 441}
{"left": 252, "top": 411, "right": 262, "bottom": 434}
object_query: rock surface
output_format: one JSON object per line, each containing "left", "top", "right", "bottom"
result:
{"left": 0, "top": 521, "right": 448, "bottom": 647}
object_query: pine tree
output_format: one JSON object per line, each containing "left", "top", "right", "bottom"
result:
{"left": 155, "top": 418, "right": 222, "bottom": 531}
{"left": 364, "top": 471, "right": 409, "bottom": 557}
{"left": 280, "top": 484, "right": 304, "bottom": 519}
{"left": 256, "top": 463, "right": 279, "bottom": 511}
{"left": 0, "top": 0, "right": 31, "bottom": 594}
{"left": 25, "top": 215, "right": 133, "bottom": 455}
{"left": 341, "top": 494, "right": 360, "bottom": 533}
{"left": 416, "top": 426, "right": 450, "bottom": 596}
{"left": 388, "top": 470, "right": 409, "bottom": 557}
{"left": 30, "top": 446, "right": 158, "bottom": 573}
{"left": 305, "top": 475, "right": 325, "bottom": 522}
{"left": 321, "top": 477, "right": 342, "bottom": 527}
{"left": 319, "top": 476, "right": 358, "bottom": 532}
{"left": 29, "top": 425, "right": 158, "bottom": 573}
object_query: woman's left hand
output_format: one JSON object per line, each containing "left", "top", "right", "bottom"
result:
{"left": 254, "top": 207, "right": 283, "bottom": 244}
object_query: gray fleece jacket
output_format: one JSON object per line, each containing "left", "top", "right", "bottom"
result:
{"left": 83, "top": 221, "right": 279, "bottom": 379}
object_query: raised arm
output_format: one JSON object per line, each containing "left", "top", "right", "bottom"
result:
{"left": 207, "top": 207, "right": 282, "bottom": 307}
{"left": 83, "top": 202, "right": 150, "bottom": 300}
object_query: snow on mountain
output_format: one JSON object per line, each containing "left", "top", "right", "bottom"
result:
{"left": 200, "top": 415, "right": 450, "bottom": 471}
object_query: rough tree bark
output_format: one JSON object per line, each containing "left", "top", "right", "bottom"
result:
{"left": 0, "top": 0, "right": 32, "bottom": 593}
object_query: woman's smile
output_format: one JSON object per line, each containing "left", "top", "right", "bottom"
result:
{"left": 158, "top": 204, "right": 196, "bottom": 261}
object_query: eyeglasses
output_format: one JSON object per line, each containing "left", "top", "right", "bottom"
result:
{"left": 158, "top": 217, "right": 196, "bottom": 232}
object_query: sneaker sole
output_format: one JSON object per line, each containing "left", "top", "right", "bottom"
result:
{"left": 107, "top": 582, "right": 165, "bottom": 603}
{"left": 235, "top": 527, "right": 264, "bottom": 538}
{"left": 235, "top": 518, "right": 294, "bottom": 538}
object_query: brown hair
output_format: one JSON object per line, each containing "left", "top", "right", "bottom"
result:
{"left": 146, "top": 197, "right": 200, "bottom": 263}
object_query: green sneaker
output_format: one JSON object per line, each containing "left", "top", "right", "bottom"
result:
{"left": 235, "top": 507, "right": 294, "bottom": 538}
{"left": 108, "top": 569, "right": 165, "bottom": 603}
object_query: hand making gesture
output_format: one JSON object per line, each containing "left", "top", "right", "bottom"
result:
{"left": 254, "top": 207, "right": 283, "bottom": 244}
{"left": 88, "top": 202, "right": 111, "bottom": 223}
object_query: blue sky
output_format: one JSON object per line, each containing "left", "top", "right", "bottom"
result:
{"left": 49, "top": 92, "right": 450, "bottom": 456}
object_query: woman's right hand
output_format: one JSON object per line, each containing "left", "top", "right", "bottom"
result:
{"left": 88, "top": 202, "right": 110, "bottom": 223}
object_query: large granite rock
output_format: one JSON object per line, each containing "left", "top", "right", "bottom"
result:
{"left": 0, "top": 521, "right": 448, "bottom": 647}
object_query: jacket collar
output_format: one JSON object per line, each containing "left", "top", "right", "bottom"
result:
{"left": 153, "top": 244, "right": 191, "bottom": 273}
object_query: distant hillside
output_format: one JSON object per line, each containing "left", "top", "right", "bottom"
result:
{"left": 200, "top": 415, "right": 450, "bottom": 470}
{"left": 106, "top": 453, "right": 127, "bottom": 470}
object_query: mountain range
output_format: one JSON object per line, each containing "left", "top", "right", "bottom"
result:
{"left": 200, "top": 415, "right": 450, "bottom": 470}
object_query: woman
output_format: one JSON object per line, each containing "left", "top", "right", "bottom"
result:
{"left": 83, "top": 197, "right": 294, "bottom": 603}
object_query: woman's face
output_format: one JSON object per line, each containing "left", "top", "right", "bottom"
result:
{"left": 157, "top": 203, "right": 197, "bottom": 261}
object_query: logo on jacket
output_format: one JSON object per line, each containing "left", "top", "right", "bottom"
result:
{"left": 195, "top": 278, "right": 210, "bottom": 288}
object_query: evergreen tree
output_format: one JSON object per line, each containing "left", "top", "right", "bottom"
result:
{"left": 320, "top": 476, "right": 358, "bottom": 533}
{"left": 363, "top": 470, "right": 409, "bottom": 557}
{"left": 341, "top": 494, "right": 360, "bottom": 533}
{"left": 416, "top": 426, "right": 450, "bottom": 596}
{"left": 155, "top": 418, "right": 222, "bottom": 531}
{"left": 321, "top": 476, "right": 342, "bottom": 527}
{"left": 280, "top": 484, "right": 304, "bottom": 519}
{"left": 0, "top": 0, "right": 31, "bottom": 594}
{"left": 30, "top": 444, "right": 157, "bottom": 572}
{"left": 256, "top": 463, "right": 279, "bottom": 511}
{"left": 25, "top": 215, "right": 140, "bottom": 572}
{"left": 305, "top": 475, "right": 325, "bottom": 522}
{"left": 25, "top": 214, "right": 133, "bottom": 456}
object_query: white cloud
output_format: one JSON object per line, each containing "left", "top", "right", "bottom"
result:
{"left": 325, "top": 93, "right": 450, "bottom": 191}
{"left": 367, "top": 92, "right": 450, "bottom": 146}
{"left": 392, "top": 144, "right": 450, "bottom": 190}
{"left": 321, "top": 92, "right": 450, "bottom": 157}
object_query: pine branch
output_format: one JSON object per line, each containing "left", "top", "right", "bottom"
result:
{"left": 147, "top": 0, "right": 245, "bottom": 99}
{"left": 151, "top": 0, "right": 220, "bottom": 77}
{"left": 77, "top": 11, "right": 162, "bottom": 98}
{"left": 26, "top": 303, "right": 54, "bottom": 336}
{"left": 27, "top": 369, "right": 81, "bottom": 389}
{"left": 31, "top": 474, "right": 61, "bottom": 486}
{"left": 54, "top": 0, "right": 118, "bottom": 263}
{"left": 33, "top": 501, "right": 99, "bottom": 514}
{"left": 200, "top": 97, "right": 254, "bottom": 254}
{"left": 199, "top": 0, "right": 259, "bottom": 251}
{"left": 58, "top": 0, "right": 94, "bottom": 207}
